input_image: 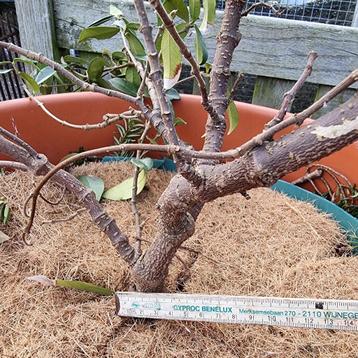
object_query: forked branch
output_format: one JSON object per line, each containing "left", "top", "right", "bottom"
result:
{"left": 265, "top": 51, "right": 318, "bottom": 129}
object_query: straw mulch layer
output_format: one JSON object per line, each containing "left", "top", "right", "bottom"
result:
{"left": 0, "top": 162, "right": 357, "bottom": 358}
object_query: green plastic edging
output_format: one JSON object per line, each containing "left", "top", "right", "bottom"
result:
{"left": 272, "top": 180, "right": 358, "bottom": 251}
{"left": 102, "top": 156, "right": 358, "bottom": 251}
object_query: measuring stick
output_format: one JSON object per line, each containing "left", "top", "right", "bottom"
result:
{"left": 115, "top": 292, "right": 358, "bottom": 331}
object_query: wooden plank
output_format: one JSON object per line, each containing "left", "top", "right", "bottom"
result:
{"left": 252, "top": 77, "right": 295, "bottom": 109}
{"left": 53, "top": 0, "right": 358, "bottom": 88}
{"left": 15, "top": 0, "right": 59, "bottom": 60}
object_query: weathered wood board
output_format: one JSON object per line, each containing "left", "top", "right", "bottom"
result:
{"left": 53, "top": 0, "right": 358, "bottom": 88}
{"left": 15, "top": 0, "right": 59, "bottom": 60}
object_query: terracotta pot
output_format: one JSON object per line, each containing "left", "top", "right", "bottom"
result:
{"left": 0, "top": 92, "right": 357, "bottom": 190}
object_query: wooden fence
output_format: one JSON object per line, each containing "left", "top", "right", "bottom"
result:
{"left": 13, "top": 0, "right": 358, "bottom": 114}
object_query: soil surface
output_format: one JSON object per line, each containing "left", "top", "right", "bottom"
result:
{"left": 1, "top": 162, "right": 357, "bottom": 357}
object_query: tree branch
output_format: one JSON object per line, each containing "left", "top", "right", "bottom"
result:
{"left": 0, "top": 160, "right": 28, "bottom": 171}
{"left": 204, "top": 0, "right": 245, "bottom": 153}
{"left": 149, "top": 0, "right": 219, "bottom": 123}
{"left": 0, "top": 128, "right": 136, "bottom": 264}
{"left": 133, "top": 0, "right": 179, "bottom": 146}
{"left": 265, "top": 51, "right": 318, "bottom": 129}
{"left": 23, "top": 86, "right": 140, "bottom": 130}
{"left": 241, "top": 2, "right": 286, "bottom": 17}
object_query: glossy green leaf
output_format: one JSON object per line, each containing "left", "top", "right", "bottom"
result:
{"left": 88, "top": 15, "right": 114, "bottom": 27}
{"left": 87, "top": 57, "right": 105, "bottom": 82}
{"left": 112, "top": 51, "right": 127, "bottom": 61}
{"left": 126, "top": 22, "right": 140, "bottom": 31}
{"left": 56, "top": 279, "right": 113, "bottom": 296}
{"left": 109, "top": 77, "right": 138, "bottom": 97}
{"left": 103, "top": 170, "right": 147, "bottom": 201}
{"left": 194, "top": 25, "right": 208, "bottom": 65}
{"left": 200, "top": 0, "right": 216, "bottom": 32}
{"left": 189, "top": 0, "right": 200, "bottom": 21}
{"left": 62, "top": 55, "right": 88, "bottom": 67}
{"left": 27, "top": 275, "right": 113, "bottom": 296}
{"left": 35, "top": 66, "right": 56, "bottom": 84}
{"left": 12, "top": 57, "right": 38, "bottom": 66}
{"left": 227, "top": 100, "right": 240, "bottom": 135}
{"left": 78, "top": 175, "right": 105, "bottom": 201}
{"left": 125, "top": 66, "right": 141, "bottom": 87}
{"left": 19, "top": 72, "right": 40, "bottom": 94}
{"left": 2, "top": 204, "right": 10, "bottom": 224}
{"left": 131, "top": 158, "right": 153, "bottom": 171}
{"left": 124, "top": 29, "right": 146, "bottom": 58}
{"left": 0, "top": 68, "right": 12, "bottom": 75}
{"left": 164, "top": 0, "right": 189, "bottom": 22}
{"left": 161, "top": 29, "right": 182, "bottom": 89}
{"left": 79, "top": 26, "right": 120, "bottom": 43}
{"left": 0, "top": 231, "right": 10, "bottom": 244}
{"left": 176, "top": 22, "right": 190, "bottom": 39}
{"left": 174, "top": 117, "right": 187, "bottom": 126}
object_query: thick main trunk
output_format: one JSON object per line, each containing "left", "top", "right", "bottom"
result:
{"left": 132, "top": 93, "right": 358, "bottom": 292}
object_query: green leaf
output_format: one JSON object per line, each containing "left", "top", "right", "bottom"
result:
{"left": 0, "top": 231, "right": 10, "bottom": 244}
{"left": 56, "top": 279, "right": 113, "bottom": 296}
{"left": 13, "top": 57, "right": 38, "bottom": 66}
{"left": 124, "top": 29, "right": 146, "bottom": 58}
{"left": 200, "top": 0, "right": 216, "bottom": 32}
{"left": 79, "top": 26, "right": 120, "bottom": 43}
{"left": 0, "top": 68, "right": 12, "bottom": 75}
{"left": 89, "top": 15, "right": 114, "bottom": 27}
{"left": 87, "top": 57, "right": 105, "bottom": 82}
{"left": 194, "top": 25, "right": 208, "bottom": 65}
{"left": 131, "top": 158, "right": 153, "bottom": 171}
{"left": 109, "top": 77, "right": 138, "bottom": 97}
{"left": 103, "top": 170, "right": 147, "bottom": 201}
{"left": 27, "top": 275, "right": 113, "bottom": 296}
{"left": 35, "top": 66, "right": 56, "bottom": 84}
{"left": 19, "top": 72, "right": 40, "bottom": 94}
{"left": 174, "top": 117, "right": 187, "bottom": 126}
{"left": 189, "top": 0, "right": 200, "bottom": 21}
{"left": 176, "top": 22, "right": 190, "bottom": 39}
{"left": 161, "top": 29, "right": 182, "bottom": 89}
{"left": 126, "top": 22, "right": 140, "bottom": 31}
{"left": 78, "top": 175, "right": 105, "bottom": 201}
{"left": 2, "top": 204, "right": 10, "bottom": 224}
{"left": 164, "top": 0, "right": 189, "bottom": 22}
{"left": 62, "top": 55, "right": 88, "bottom": 67}
{"left": 227, "top": 100, "right": 240, "bottom": 135}
{"left": 125, "top": 66, "right": 141, "bottom": 87}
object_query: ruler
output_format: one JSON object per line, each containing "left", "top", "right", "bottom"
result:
{"left": 115, "top": 292, "right": 358, "bottom": 331}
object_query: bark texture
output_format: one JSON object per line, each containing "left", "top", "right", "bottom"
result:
{"left": 131, "top": 94, "right": 358, "bottom": 291}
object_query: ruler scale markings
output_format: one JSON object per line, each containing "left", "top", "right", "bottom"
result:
{"left": 116, "top": 292, "right": 358, "bottom": 331}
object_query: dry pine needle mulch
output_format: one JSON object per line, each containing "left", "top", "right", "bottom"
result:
{"left": 0, "top": 162, "right": 357, "bottom": 358}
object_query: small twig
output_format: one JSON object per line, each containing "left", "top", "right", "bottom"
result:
{"left": 148, "top": 0, "right": 220, "bottom": 123}
{"left": 0, "top": 160, "right": 28, "bottom": 171}
{"left": 0, "top": 127, "right": 39, "bottom": 159}
{"left": 22, "top": 86, "right": 137, "bottom": 130}
{"left": 41, "top": 208, "right": 86, "bottom": 225}
{"left": 265, "top": 51, "right": 318, "bottom": 129}
{"left": 174, "top": 74, "right": 195, "bottom": 88}
{"left": 242, "top": 2, "right": 286, "bottom": 17}
{"left": 131, "top": 121, "right": 151, "bottom": 259}
{"left": 292, "top": 168, "right": 323, "bottom": 186}
{"left": 228, "top": 72, "right": 244, "bottom": 102}
{"left": 236, "top": 69, "right": 358, "bottom": 158}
